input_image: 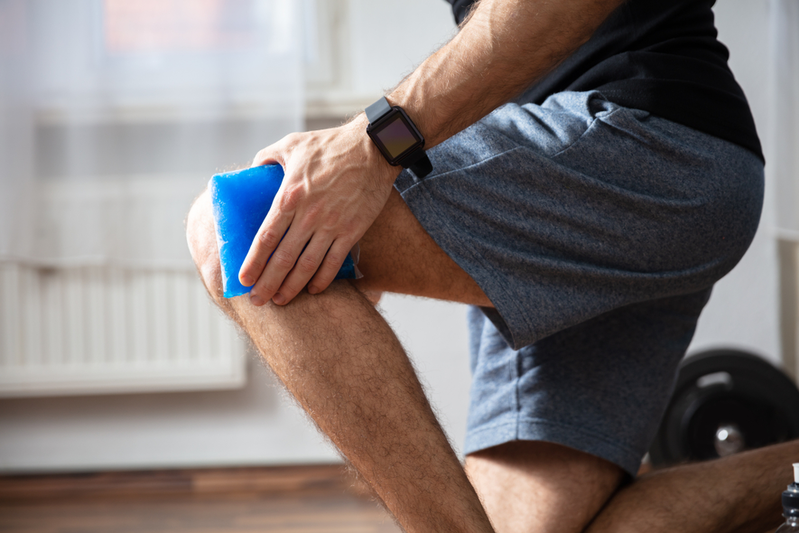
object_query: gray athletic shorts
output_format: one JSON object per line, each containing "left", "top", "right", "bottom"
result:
{"left": 394, "top": 91, "right": 764, "bottom": 476}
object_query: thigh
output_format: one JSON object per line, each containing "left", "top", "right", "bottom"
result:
{"left": 354, "top": 187, "right": 492, "bottom": 307}
{"left": 391, "top": 91, "right": 763, "bottom": 350}
{"left": 465, "top": 441, "right": 624, "bottom": 533}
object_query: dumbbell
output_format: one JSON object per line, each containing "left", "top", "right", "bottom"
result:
{"left": 649, "top": 349, "right": 799, "bottom": 468}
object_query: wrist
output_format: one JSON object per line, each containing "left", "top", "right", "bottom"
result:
{"left": 344, "top": 117, "right": 403, "bottom": 187}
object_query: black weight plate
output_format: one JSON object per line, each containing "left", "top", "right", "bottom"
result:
{"left": 649, "top": 349, "right": 799, "bottom": 468}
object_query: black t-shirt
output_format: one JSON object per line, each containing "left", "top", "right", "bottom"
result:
{"left": 447, "top": 0, "right": 763, "bottom": 161}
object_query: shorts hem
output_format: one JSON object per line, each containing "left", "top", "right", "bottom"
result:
{"left": 464, "top": 418, "right": 643, "bottom": 477}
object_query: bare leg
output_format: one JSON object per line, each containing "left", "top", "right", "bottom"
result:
{"left": 187, "top": 190, "right": 494, "bottom": 533}
{"left": 587, "top": 440, "right": 799, "bottom": 533}
{"left": 188, "top": 187, "right": 797, "bottom": 532}
{"left": 235, "top": 285, "right": 494, "bottom": 532}
{"left": 466, "top": 441, "right": 624, "bottom": 533}
{"left": 466, "top": 438, "right": 799, "bottom": 533}
{"left": 351, "top": 189, "right": 492, "bottom": 307}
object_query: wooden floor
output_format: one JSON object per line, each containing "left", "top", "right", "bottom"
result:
{"left": 0, "top": 464, "right": 401, "bottom": 533}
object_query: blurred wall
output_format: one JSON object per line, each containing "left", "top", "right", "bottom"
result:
{"left": 0, "top": 0, "right": 781, "bottom": 473}
{"left": 688, "top": 0, "right": 781, "bottom": 365}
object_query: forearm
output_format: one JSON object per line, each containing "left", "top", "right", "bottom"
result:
{"left": 383, "top": 0, "right": 624, "bottom": 148}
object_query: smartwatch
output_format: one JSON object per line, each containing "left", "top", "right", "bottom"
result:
{"left": 365, "top": 97, "right": 433, "bottom": 178}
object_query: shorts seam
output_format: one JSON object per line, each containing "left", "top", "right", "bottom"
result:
{"left": 549, "top": 106, "right": 623, "bottom": 159}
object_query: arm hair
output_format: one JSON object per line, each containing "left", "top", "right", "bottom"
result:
{"left": 386, "top": 0, "right": 625, "bottom": 148}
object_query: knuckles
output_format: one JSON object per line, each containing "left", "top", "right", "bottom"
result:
{"left": 322, "top": 250, "right": 345, "bottom": 269}
{"left": 270, "top": 248, "right": 296, "bottom": 270}
{"left": 296, "top": 253, "right": 320, "bottom": 274}
{"left": 279, "top": 186, "right": 303, "bottom": 212}
{"left": 251, "top": 280, "right": 280, "bottom": 301}
{"left": 320, "top": 209, "right": 343, "bottom": 230}
{"left": 253, "top": 148, "right": 269, "bottom": 166}
{"left": 283, "top": 132, "right": 302, "bottom": 146}
{"left": 257, "top": 229, "right": 281, "bottom": 249}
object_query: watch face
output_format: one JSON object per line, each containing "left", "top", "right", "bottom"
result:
{"left": 371, "top": 112, "right": 423, "bottom": 161}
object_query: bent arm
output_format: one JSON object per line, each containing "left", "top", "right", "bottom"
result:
{"left": 242, "top": 0, "right": 624, "bottom": 305}
{"left": 372, "top": 0, "right": 624, "bottom": 147}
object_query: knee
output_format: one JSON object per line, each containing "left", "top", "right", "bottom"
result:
{"left": 186, "top": 188, "right": 225, "bottom": 303}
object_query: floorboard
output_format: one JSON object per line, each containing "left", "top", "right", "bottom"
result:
{"left": 0, "top": 465, "right": 400, "bottom": 533}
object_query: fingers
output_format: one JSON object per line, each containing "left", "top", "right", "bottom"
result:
{"left": 307, "top": 240, "right": 355, "bottom": 295}
{"left": 239, "top": 140, "right": 289, "bottom": 287}
{"left": 240, "top": 185, "right": 358, "bottom": 305}
{"left": 238, "top": 166, "right": 309, "bottom": 284}
{"left": 244, "top": 224, "right": 308, "bottom": 306}
{"left": 243, "top": 177, "right": 343, "bottom": 305}
{"left": 239, "top": 124, "right": 394, "bottom": 306}
{"left": 238, "top": 201, "right": 293, "bottom": 289}
{"left": 274, "top": 236, "right": 352, "bottom": 305}
{"left": 248, "top": 232, "right": 353, "bottom": 306}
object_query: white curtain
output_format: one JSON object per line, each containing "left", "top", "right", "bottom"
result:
{"left": 0, "top": 0, "right": 303, "bottom": 269}
{"left": 769, "top": 0, "right": 799, "bottom": 240}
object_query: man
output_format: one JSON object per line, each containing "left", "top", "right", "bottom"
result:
{"left": 187, "top": 0, "right": 795, "bottom": 531}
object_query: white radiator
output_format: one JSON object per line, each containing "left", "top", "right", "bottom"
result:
{"left": 0, "top": 264, "right": 246, "bottom": 397}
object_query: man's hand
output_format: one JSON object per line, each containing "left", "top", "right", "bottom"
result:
{"left": 239, "top": 117, "right": 400, "bottom": 306}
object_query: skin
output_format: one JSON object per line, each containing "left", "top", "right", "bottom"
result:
{"left": 188, "top": 188, "right": 497, "bottom": 533}
{"left": 237, "top": 0, "right": 627, "bottom": 308}
{"left": 188, "top": 185, "right": 798, "bottom": 533}
{"left": 186, "top": 0, "right": 799, "bottom": 530}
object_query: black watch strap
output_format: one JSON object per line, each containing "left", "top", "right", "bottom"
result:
{"left": 401, "top": 145, "right": 433, "bottom": 177}
{"left": 365, "top": 97, "right": 392, "bottom": 123}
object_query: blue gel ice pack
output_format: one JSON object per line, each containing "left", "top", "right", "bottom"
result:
{"left": 210, "top": 164, "right": 357, "bottom": 298}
